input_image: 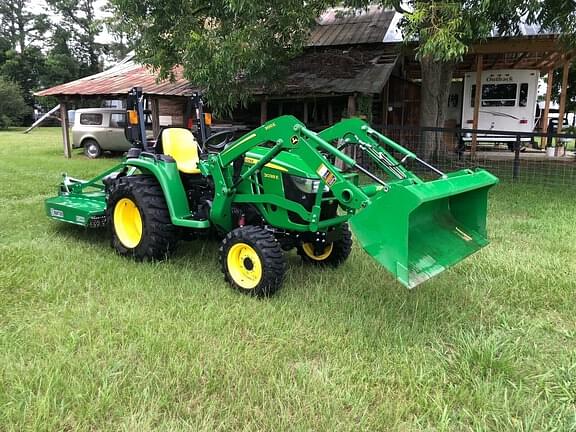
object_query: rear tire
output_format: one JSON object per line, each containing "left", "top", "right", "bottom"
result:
{"left": 84, "top": 139, "right": 102, "bottom": 159}
{"left": 297, "top": 223, "right": 352, "bottom": 267}
{"left": 220, "top": 226, "right": 286, "bottom": 297}
{"left": 107, "top": 175, "right": 177, "bottom": 260}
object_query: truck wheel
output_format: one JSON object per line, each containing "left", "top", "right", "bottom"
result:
{"left": 84, "top": 139, "right": 102, "bottom": 159}
{"left": 220, "top": 226, "right": 286, "bottom": 297}
{"left": 107, "top": 175, "right": 177, "bottom": 260}
{"left": 297, "top": 223, "right": 352, "bottom": 267}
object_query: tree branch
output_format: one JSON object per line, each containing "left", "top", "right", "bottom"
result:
{"left": 389, "top": 0, "right": 411, "bottom": 15}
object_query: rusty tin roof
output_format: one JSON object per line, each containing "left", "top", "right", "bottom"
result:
{"left": 36, "top": 57, "right": 197, "bottom": 98}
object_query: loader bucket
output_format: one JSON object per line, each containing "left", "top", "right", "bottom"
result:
{"left": 350, "top": 169, "right": 498, "bottom": 288}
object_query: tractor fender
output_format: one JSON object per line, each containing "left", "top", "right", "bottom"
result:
{"left": 123, "top": 158, "right": 192, "bottom": 223}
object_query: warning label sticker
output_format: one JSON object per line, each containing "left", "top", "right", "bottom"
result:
{"left": 50, "top": 208, "right": 64, "bottom": 218}
{"left": 316, "top": 164, "right": 337, "bottom": 188}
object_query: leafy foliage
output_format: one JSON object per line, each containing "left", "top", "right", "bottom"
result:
{"left": 1, "top": 47, "right": 46, "bottom": 106}
{"left": 375, "top": 0, "right": 576, "bottom": 62}
{"left": 552, "top": 63, "right": 576, "bottom": 115}
{"left": 0, "top": 75, "right": 29, "bottom": 127}
{"left": 109, "top": 0, "right": 326, "bottom": 113}
{"left": 46, "top": 0, "right": 104, "bottom": 76}
{"left": 0, "top": 0, "right": 108, "bottom": 115}
{"left": 0, "top": 0, "right": 49, "bottom": 53}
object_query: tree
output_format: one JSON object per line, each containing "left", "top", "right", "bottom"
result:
{"left": 46, "top": 0, "right": 104, "bottom": 75}
{"left": 101, "top": 2, "right": 133, "bottom": 62}
{"left": 0, "top": 0, "right": 49, "bottom": 115}
{"left": 42, "top": 27, "right": 82, "bottom": 87}
{"left": 0, "top": 36, "right": 10, "bottom": 64}
{"left": 109, "top": 0, "right": 326, "bottom": 111}
{"left": 552, "top": 63, "right": 576, "bottom": 120}
{"left": 0, "top": 0, "right": 49, "bottom": 53}
{"left": 0, "top": 75, "right": 29, "bottom": 128}
{"left": 1, "top": 46, "right": 45, "bottom": 107}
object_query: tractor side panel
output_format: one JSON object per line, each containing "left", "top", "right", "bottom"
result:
{"left": 125, "top": 159, "right": 192, "bottom": 222}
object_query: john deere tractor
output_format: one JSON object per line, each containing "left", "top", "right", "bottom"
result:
{"left": 46, "top": 87, "right": 498, "bottom": 296}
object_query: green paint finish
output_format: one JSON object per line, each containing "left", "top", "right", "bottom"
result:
{"left": 124, "top": 159, "right": 209, "bottom": 228}
{"left": 45, "top": 192, "right": 106, "bottom": 226}
{"left": 124, "top": 158, "right": 191, "bottom": 220}
{"left": 45, "top": 113, "right": 499, "bottom": 288}
{"left": 350, "top": 169, "right": 498, "bottom": 288}
{"left": 45, "top": 158, "right": 210, "bottom": 230}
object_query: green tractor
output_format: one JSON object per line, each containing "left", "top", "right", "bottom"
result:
{"left": 46, "top": 88, "right": 498, "bottom": 296}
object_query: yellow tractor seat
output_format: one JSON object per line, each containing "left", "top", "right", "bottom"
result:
{"left": 161, "top": 128, "right": 201, "bottom": 174}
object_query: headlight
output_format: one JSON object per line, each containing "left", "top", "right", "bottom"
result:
{"left": 290, "top": 175, "right": 329, "bottom": 193}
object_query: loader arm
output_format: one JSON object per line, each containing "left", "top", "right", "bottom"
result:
{"left": 317, "top": 117, "right": 449, "bottom": 183}
{"left": 202, "top": 115, "right": 376, "bottom": 232}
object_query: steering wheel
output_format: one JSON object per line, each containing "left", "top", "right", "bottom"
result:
{"left": 204, "top": 130, "right": 236, "bottom": 152}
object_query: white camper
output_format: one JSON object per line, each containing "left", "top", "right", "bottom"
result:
{"left": 461, "top": 69, "right": 540, "bottom": 143}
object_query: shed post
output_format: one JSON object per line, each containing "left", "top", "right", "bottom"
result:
{"left": 327, "top": 102, "right": 333, "bottom": 124}
{"left": 260, "top": 98, "right": 268, "bottom": 125}
{"left": 344, "top": 94, "right": 358, "bottom": 162}
{"left": 151, "top": 97, "right": 160, "bottom": 138}
{"left": 382, "top": 81, "right": 390, "bottom": 126}
{"left": 471, "top": 54, "right": 483, "bottom": 158}
{"left": 303, "top": 101, "right": 309, "bottom": 124}
{"left": 541, "top": 68, "right": 554, "bottom": 148}
{"left": 60, "top": 99, "right": 71, "bottom": 158}
{"left": 557, "top": 61, "right": 570, "bottom": 134}
{"left": 347, "top": 94, "right": 357, "bottom": 117}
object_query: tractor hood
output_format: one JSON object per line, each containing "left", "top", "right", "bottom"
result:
{"left": 245, "top": 147, "right": 320, "bottom": 179}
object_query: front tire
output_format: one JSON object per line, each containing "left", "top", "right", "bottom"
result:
{"left": 107, "top": 176, "right": 177, "bottom": 260}
{"left": 220, "top": 226, "right": 286, "bottom": 297}
{"left": 84, "top": 139, "right": 102, "bottom": 159}
{"left": 297, "top": 223, "right": 352, "bottom": 267}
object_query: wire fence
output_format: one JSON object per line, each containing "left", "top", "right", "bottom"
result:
{"left": 359, "top": 125, "right": 576, "bottom": 187}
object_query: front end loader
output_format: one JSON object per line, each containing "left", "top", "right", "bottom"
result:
{"left": 46, "top": 87, "right": 498, "bottom": 296}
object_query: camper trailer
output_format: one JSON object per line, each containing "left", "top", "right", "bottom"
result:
{"left": 461, "top": 69, "right": 540, "bottom": 146}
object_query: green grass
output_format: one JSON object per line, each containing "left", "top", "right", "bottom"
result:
{"left": 1, "top": 127, "right": 575, "bottom": 431}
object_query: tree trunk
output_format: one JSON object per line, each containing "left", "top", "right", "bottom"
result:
{"left": 419, "top": 56, "right": 455, "bottom": 161}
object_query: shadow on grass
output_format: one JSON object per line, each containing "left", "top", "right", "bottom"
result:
{"left": 51, "top": 223, "right": 109, "bottom": 247}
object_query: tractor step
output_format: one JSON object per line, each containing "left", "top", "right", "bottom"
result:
{"left": 45, "top": 193, "right": 107, "bottom": 227}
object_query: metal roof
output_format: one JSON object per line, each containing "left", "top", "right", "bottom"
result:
{"left": 490, "top": 23, "right": 555, "bottom": 38}
{"left": 308, "top": 6, "right": 395, "bottom": 47}
{"left": 35, "top": 56, "right": 197, "bottom": 98}
{"left": 36, "top": 46, "right": 399, "bottom": 99}
{"left": 255, "top": 46, "right": 399, "bottom": 95}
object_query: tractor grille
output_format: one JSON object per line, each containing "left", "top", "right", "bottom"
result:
{"left": 282, "top": 175, "right": 338, "bottom": 225}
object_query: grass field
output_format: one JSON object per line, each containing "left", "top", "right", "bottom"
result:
{"left": 1, "top": 127, "right": 575, "bottom": 431}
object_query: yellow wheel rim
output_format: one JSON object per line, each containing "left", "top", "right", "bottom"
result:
{"left": 113, "top": 198, "right": 143, "bottom": 248}
{"left": 227, "top": 243, "right": 263, "bottom": 289}
{"left": 302, "top": 243, "right": 333, "bottom": 261}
